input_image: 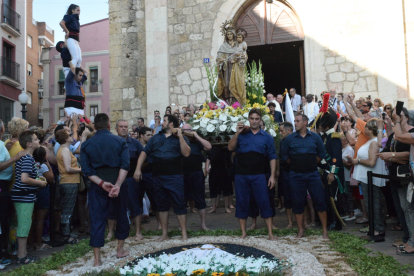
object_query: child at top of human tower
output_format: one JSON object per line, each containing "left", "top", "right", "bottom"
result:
{"left": 59, "top": 4, "right": 82, "bottom": 71}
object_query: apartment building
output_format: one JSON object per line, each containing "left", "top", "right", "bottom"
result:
{"left": 0, "top": 0, "right": 26, "bottom": 126}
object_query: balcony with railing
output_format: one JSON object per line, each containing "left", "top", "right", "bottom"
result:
{"left": 0, "top": 57, "right": 20, "bottom": 87}
{"left": 1, "top": 4, "right": 21, "bottom": 37}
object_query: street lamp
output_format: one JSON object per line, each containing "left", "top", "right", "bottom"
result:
{"left": 18, "top": 89, "right": 29, "bottom": 120}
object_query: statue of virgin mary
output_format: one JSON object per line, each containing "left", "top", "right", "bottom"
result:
{"left": 216, "top": 22, "right": 247, "bottom": 105}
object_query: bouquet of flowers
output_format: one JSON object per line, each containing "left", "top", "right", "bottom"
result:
{"left": 245, "top": 61, "right": 266, "bottom": 106}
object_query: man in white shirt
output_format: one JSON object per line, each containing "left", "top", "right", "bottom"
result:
{"left": 289, "top": 88, "right": 302, "bottom": 115}
{"left": 265, "top": 93, "right": 282, "bottom": 113}
{"left": 149, "top": 110, "right": 163, "bottom": 126}
{"left": 329, "top": 90, "right": 338, "bottom": 109}
{"left": 302, "top": 94, "right": 319, "bottom": 123}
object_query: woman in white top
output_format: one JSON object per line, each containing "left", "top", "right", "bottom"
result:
{"left": 371, "top": 98, "right": 384, "bottom": 113}
{"left": 347, "top": 118, "right": 386, "bottom": 237}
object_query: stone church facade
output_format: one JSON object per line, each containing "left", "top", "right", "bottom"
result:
{"left": 109, "top": 0, "right": 414, "bottom": 126}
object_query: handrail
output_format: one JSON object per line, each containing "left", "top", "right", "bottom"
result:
{"left": 0, "top": 57, "right": 20, "bottom": 83}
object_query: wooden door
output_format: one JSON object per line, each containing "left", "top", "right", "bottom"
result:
{"left": 236, "top": 0, "right": 304, "bottom": 46}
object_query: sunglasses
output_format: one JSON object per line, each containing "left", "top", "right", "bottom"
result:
{"left": 362, "top": 105, "right": 368, "bottom": 107}
{"left": 385, "top": 107, "right": 391, "bottom": 110}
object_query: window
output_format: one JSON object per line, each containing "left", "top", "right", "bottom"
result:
{"left": 0, "top": 96, "right": 14, "bottom": 133}
{"left": 58, "top": 69, "right": 65, "bottom": 95}
{"left": 90, "top": 67, "right": 98, "bottom": 92}
{"left": 90, "top": 105, "right": 98, "bottom": 117}
{"left": 27, "top": 92, "right": 32, "bottom": 104}
{"left": 28, "top": 35, "right": 32, "bottom": 48}
{"left": 59, "top": 108, "right": 65, "bottom": 119}
{"left": 27, "top": 63, "right": 32, "bottom": 76}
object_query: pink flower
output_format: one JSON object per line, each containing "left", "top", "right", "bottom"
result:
{"left": 232, "top": 102, "right": 241, "bottom": 109}
{"left": 207, "top": 102, "right": 216, "bottom": 110}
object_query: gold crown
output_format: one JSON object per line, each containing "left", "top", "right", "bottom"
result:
{"left": 220, "top": 20, "right": 237, "bottom": 36}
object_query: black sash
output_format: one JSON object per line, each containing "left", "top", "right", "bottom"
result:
{"left": 152, "top": 157, "right": 183, "bottom": 176}
{"left": 183, "top": 155, "right": 203, "bottom": 173}
{"left": 235, "top": 152, "right": 266, "bottom": 175}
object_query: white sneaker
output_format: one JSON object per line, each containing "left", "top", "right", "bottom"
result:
{"left": 0, "top": 264, "right": 5, "bottom": 270}
{"left": 345, "top": 216, "right": 356, "bottom": 221}
{"left": 354, "top": 209, "right": 363, "bottom": 217}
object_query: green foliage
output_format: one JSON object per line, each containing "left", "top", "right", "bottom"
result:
{"left": 8, "top": 228, "right": 412, "bottom": 276}
{"left": 245, "top": 61, "right": 265, "bottom": 105}
{"left": 205, "top": 64, "right": 219, "bottom": 102}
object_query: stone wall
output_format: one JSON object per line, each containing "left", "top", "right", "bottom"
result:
{"left": 168, "top": 0, "right": 226, "bottom": 108}
{"left": 109, "top": 0, "right": 147, "bottom": 129}
{"left": 322, "top": 48, "right": 379, "bottom": 98}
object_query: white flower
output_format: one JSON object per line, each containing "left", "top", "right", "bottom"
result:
{"left": 193, "top": 115, "right": 197, "bottom": 119}
{"left": 210, "top": 120, "right": 219, "bottom": 125}
{"left": 200, "top": 121, "right": 208, "bottom": 128}
{"left": 231, "top": 123, "right": 238, "bottom": 132}
{"left": 230, "top": 116, "right": 239, "bottom": 122}
{"left": 193, "top": 125, "right": 199, "bottom": 130}
{"left": 262, "top": 115, "right": 270, "bottom": 122}
{"left": 219, "top": 125, "right": 227, "bottom": 132}
{"left": 244, "top": 120, "right": 250, "bottom": 127}
{"left": 269, "top": 129, "right": 276, "bottom": 137}
{"left": 207, "top": 124, "right": 215, "bottom": 132}
{"left": 193, "top": 119, "right": 200, "bottom": 123}
{"left": 243, "top": 112, "right": 249, "bottom": 119}
{"left": 219, "top": 113, "right": 227, "bottom": 121}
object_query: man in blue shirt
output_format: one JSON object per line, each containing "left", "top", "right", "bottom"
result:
{"left": 64, "top": 61, "right": 87, "bottom": 116}
{"left": 228, "top": 109, "right": 277, "bottom": 241}
{"left": 182, "top": 124, "right": 212, "bottom": 231}
{"left": 80, "top": 114, "right": 130, "bottom": 267}
{"left": 134, "top": 114, "right": 191, "bottom": 241}
{"left": 106, "top": 119, "right": 145, "bottom": 242}
{"left": 281, "top": 114, "right": 328, "bottom": 239}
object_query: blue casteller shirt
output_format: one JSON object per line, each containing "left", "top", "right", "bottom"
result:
{"left": 273, "top": 111, "right": 283, "bottom": 123}
{"left": 125, "top": 136, "right": 144, "bottom": 178}
{"left": 281, "top": 129, "right": 326, "bottom": 173}
{"left": 144, "top": 132, "right": 190, "bottom": 175}
{"left": 63, "top": 14, "right": 80, "bottom": 32}
{"left": 81, "top": 129, "right": 130, "bottom": 177}
{"left": 65, "top": 71, "right": 87, "bottom": 97}
{"left": 235, "top": 128, "right": 277, "bottom": 175}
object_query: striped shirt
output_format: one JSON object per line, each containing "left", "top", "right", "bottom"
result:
{"left": 11, "top": 154, "right": 39, "bottom": 203}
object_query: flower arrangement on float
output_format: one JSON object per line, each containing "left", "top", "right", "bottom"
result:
{"left": 194, "top": 61, "right": 278, "bottom": 145}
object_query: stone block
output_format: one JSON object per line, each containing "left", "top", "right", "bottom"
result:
{"left": 111, "top": 100, "right": 123, "bottom": 110}
{"left": 169, "top": 44, "right": 181, "bottom": 54}
{"left": 195, "top": 13, "right": 204, "bottom": 22}
{"left": 179, "top": 34, "right": 189, "bottom": 43}
{"left": 189, "top": 68, "right": 202, "bottom": 80}
{"left": 179, "top": 54, "right": 186, "bottom": 64}
{"left": 177, "top": 0, "right": 185, "bottom": 8}
{"left": 187, "top": 14, "right": 196, "bottom": 23}
{"left": 202, "top": 78, "right": 209, "bottom": 90}
{"left": 189, "top": 34, "right": 203, "bottom": 40}
{"left": 182, "top": 85, "right": 192, "bottom": 95}
{"left": 193, "top": 23, "right": 200, "bottom": 33}
{"left": 199, "top": 3, "right": 207, "bottom": 13}
{"left": 110, "top": 110, "right": 123, "bottom": 122}
{"left": 353, "top": 78, "right": 367, "bottom": 92}
{"left": 188, "top": 95, "right": 196, "bottom": 104}
{"left": 186, "top": 24, "right": 193, "bottom": 33}
{"left": 340, "top": 62, "right": 353, "bottom": 73}
{"left": 366, "top": 76, "right": 377, "bottom": 91}
{"left": 185, "top": 0, "right": 196, "bottom": 6}
{"left": 346, "top": 73, "right": 358, "bottom": 81}
{"left": 335, "top": 56, "right": 345, "bottom": 63}
{"left": 354, "top": 64, "right": 364, "bottom": 72}
{"left": 204, "top": 31, "right": 212, "bottom": 38}
{"left": 327, "top": 82, "right": 343, "bottom": 93}
{"left": 174, "top": 86, "right": 183, "bottom": 94}
{"left": 174, "top": 23, "right": 185, "bottom": 34}
{"left": 131, "top": 98, "right": 142, "bottom": 109}
{"left": 190, "top": 80, "right": 204, "bottom": 93}
{"left": 200, "top": 20, "right": 213, "bottom": 32}
{"left": 197, "top": 92, "right": 207, "bottom": 103}
{"left": 183, "top": 7, "right": 192, "bottom": 14}
{"left": 329, "top": 72, "right": 346, "bottom": 82}
{"left": 170, "top": 94, "right": 178, "bottom": 103}
{"left": 325, "top": 65, "right": 339, "bottom": 73}
{"left": 123, "top": 111, "right": 132, "bottom": 120}
{"left": 325, "top": 57, "right": 335, "bottom": 65}
{"left": 201, "top": 66, "right": 207, "bottom": 78}
{"left": 343, "top": 82, "right": 354, "bottom": 93}
{"left": 181, "top": 42, "right": 192, "bottom": 52}
{"left": 178, "top": 95, "right": 188, "bottom": 105}
{"left": 177, "top": 71, "right": 192, "bottom": 85}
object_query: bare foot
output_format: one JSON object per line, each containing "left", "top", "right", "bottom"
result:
{"left": 269, "top": 235, "right": 277, "bottom": 241}
{"left": 182, "top": 234, "right": 188, "bottom": 241}
{"left": 156, "top": 235, "right": 170, "bottom": 242}
{"left": 241, "top": 232, "right": 247, "bottom": 239}
{"left": 157, "top": 224, "right": 162, "bottom": 230}
{"left": 106, "top": 233, "right": 113, "bottom": 240}
{"left": 208, "top": 208, "right": 216, "bottom": 213}
{"left": 295, "top": 229, "right": 304, "bottom": 239}
{"left": 229, "top": 205, "right": 235, "bottom": 209}
{"left": 286, "top": 224, "right": 293, "bottom": 230}
{"left": 93, "top": 259, "right": 103, "bottom": 267}
{"left": 272, "top": 225, "right": 278, "bottom": 230}
{"left": 225, "top": 208, "right": 231, "bottom": 213}
{"left": 135, "top": 234, "right": 143, "bottom": 241}
{"left": 191, "top": 209, "right": 197, "bottom": 213}
{"left": 117, "top": 249, "right": 130, "bottom": 258}
{"left": 322, "top": 230, "right": 329, "bottom": 240}
{"left": 304, "top": 224, "right": 310, "bottom": 230}
{"left": 248, "top": 224, "right": 257, "bottom": 230}
{"left": 201, "top": 225, "right": 209, "bottom": 231}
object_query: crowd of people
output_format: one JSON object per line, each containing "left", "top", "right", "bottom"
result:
{"left": 1, "top": 89, "right": 414, "bottom": 269}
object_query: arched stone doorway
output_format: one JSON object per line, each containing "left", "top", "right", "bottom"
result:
{"left": 235, "top": 0, "right": 305, "bottom": 96}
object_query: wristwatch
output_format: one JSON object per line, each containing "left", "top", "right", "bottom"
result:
{"left": 99, "top": 180, "right": 104, "bottom": 188}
